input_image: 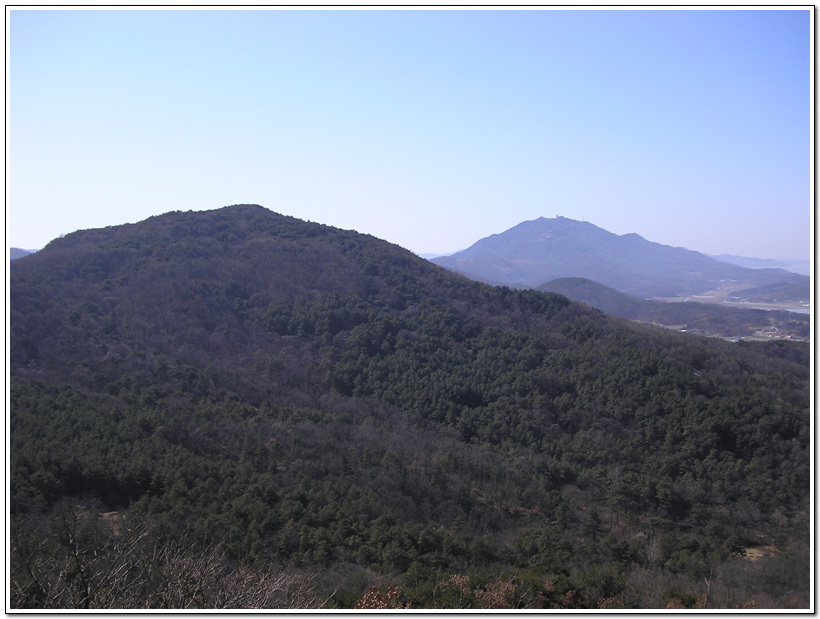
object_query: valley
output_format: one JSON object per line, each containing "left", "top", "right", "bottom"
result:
{"left": 655, "top": 281, "right": 810, "bottom": 315}
{"left": 538, "top": 277, "right": 809, "bottom": 343}
{"left": 652, "top": 281, "right": 811, "bottom": 342}
{"left": 432, "top": 217, "right": 810, "bottom": 345}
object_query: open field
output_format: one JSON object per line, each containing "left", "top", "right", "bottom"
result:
{"left": 647, "top": 282, "right": 809, "bottom": 342}
{"left": 653, "top": 281, "right": 810, "bottom": 315}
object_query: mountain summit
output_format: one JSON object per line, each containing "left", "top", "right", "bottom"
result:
{"left": 10, "top": 205, "right": 810, "bottom": 608}
{"left": 432, "top": 217, "right": 808, "bottom": 299}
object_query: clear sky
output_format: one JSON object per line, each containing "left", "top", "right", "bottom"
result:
{"left": 8, "top": 8, "right": 812, "bottom": 260}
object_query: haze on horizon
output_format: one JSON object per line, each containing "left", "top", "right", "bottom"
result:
{"left": 8, "top": 8, "right": 812, "bottom": 261}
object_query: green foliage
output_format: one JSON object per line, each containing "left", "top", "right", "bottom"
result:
{"left": 10, "top": 205, "right": 810, "bottom": 608}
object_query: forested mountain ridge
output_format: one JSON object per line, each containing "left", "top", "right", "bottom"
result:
{"left": 431, "top": 216, "right": 809, "bottom": 300}
{"left": 10, "top": 205, "right": 810, "bottom": 609}
{"left": 11, "top": 204, "right": 460, "bottom": 397}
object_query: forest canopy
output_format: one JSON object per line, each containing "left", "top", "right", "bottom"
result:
{"left": 9, "top": 205, "right": 811, "bottom": 609}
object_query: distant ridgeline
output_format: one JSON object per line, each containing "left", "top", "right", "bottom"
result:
{"left": 10, "top": 205, "right": 810, "bottom": 609}
{"left": 432, "top": 216, "right": 809, "bottom": 300}
{"left": 10, "top": 247, "right": 36, "bottom": 260}
{"left": 709, "top": 254, "right": 810, "bottom": 277}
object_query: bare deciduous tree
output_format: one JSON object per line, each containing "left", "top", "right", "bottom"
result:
{"left": 10, "top": 504, "right": 324, "bottom": 610}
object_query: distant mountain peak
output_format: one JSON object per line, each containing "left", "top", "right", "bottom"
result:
{"left": 432, "top": 217, "right": 808, "bottom": 299}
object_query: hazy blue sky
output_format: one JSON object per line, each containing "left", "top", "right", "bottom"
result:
{"left": 9, "top": 8, "right": 812, "bottom": 260}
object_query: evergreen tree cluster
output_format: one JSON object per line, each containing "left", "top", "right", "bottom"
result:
{"left": 10, "top": 205, "right": 810, "bottom": 608}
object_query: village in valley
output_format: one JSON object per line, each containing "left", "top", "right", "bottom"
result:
{"left": 651, "top": 279, "right": 810, "bottom": 343}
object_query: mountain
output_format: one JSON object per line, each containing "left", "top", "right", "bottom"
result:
{"left": 10, "top": 247, "right": 36, "bottom": 260}
{"left": 710, "top": 254, "right": 811, "bottom": 277}
{"left": 431, "top": 217, "right": 809, "bottom": 300}
{"left": 416, "top": 250, "right": 462, "bottom": 260}
{"left": 538, "top": 277, "right": 809, "bottom": 340}
{"left": 10, "top": 205, "right": 490, "bottom": 400}
{"left": 10, "top": 205, "right": 810, "bottom": 609}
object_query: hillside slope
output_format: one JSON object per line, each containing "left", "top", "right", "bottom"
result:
{"left": 538, "top": 277, "right": 809, "bottom": 340}
{"left": 432, "top": 216, "right": 808, "bottom": 299}
{"left": 10, "top": 205, "right": 810, "bottom": 609}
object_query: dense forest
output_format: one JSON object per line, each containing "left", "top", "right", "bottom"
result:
{"left": 9, "top": 205, "right": 811, "bottom": 609}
